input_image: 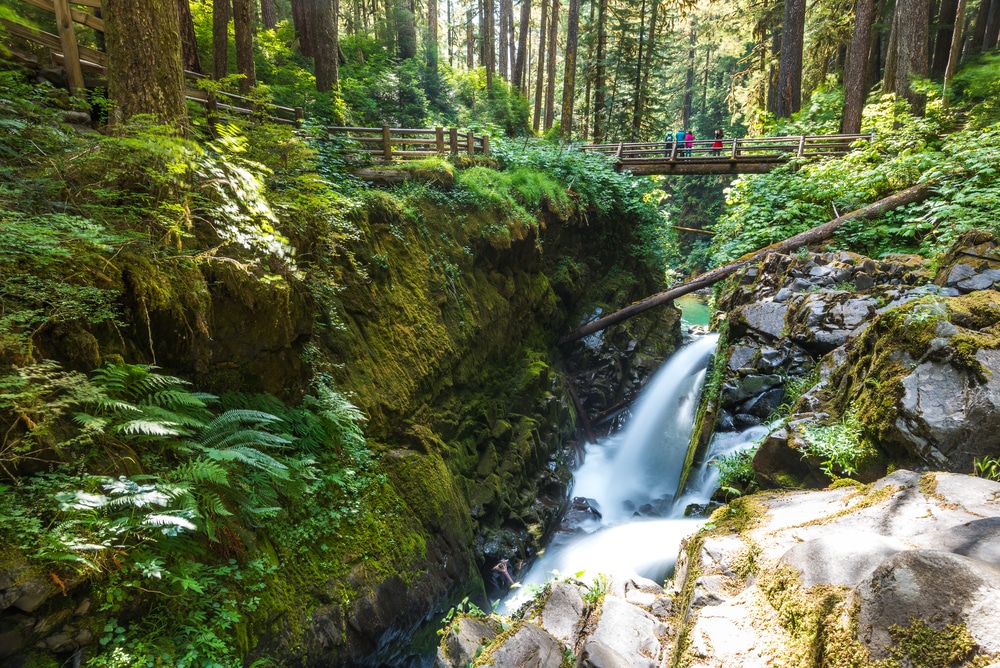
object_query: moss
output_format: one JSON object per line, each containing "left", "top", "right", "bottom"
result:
{"left": 884, "top": 619, "right": 983, "bottom": 668}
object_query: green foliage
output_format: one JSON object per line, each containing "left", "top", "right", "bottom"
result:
{"left": 711, "top": 447, "right": 758, "bottom": 497}
{"left": 973, "top": 456, "right": 1000, "bottom": 482}
{"left": 800, "top": 413, "right": 875, "bottom": 479}
{"left": 582, "top": 573, "right": 611, "bottom": 606}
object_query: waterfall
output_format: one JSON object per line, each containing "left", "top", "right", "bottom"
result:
{"left": 503, "top": 334, "right": 722, "bottom": 608}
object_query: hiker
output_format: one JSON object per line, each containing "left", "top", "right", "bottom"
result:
{"left": 674, "top": 129, "right": 686, "bottom": 157}
{"left": 712, "top": 128, "right": 724, "bottom": 156}
{"left": 684, "top": 130, "right": 694, "bottom": 157}
{"left": 664, "top": 130, "right": 675, "bottom": 157}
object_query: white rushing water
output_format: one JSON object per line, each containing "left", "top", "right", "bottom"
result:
{"left": 504, "top": 334, "right": 733, "bottom": 610}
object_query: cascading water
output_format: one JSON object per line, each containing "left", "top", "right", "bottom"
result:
{"left": 504, "top": 333, "right": 729, "bottom": 609}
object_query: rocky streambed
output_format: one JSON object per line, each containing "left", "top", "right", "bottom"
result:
{"left": 437, "top": 230, "right": 1000, "bottom": 667}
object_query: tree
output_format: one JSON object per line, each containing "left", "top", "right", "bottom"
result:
{"left": 777, "top": 0, "right": 806, "bottom": 117}
{"left": 892, "top": 0, "right": 930, "bottom": 115}
{"left": 593, "top": 0, "right": 607, "bottom": 141}
{"left": 499, "top": 0, "right": 510, "bottom": 79}
{"left": 544, "top": 0, "right": 559, "bottom": 130}
{"left": 310, "top": 0, "right": 340, "bottom": 91}
{"left": 232, "top": 0, "right": 256, "bottom": 94}
{"left": 842, "top": 0, "right": 876, "bottom": 133}
{"left": 177, "top": 0, "right": 202, "bottom": 73}
{"left": 986, "top": 0, "right": 1000, "bottom": 50}
{"left": 291, "top": 0, "right": 315, "bottom": 56}
{"left": 968, "top": 0, "right": 992, "bottom": 56}
{"left": 104, "top": 0, "right": 187, "bottom": 127}
{"left": 944, "top": 0, "right": 968, "bottom": 98}
{"left": 931, "top": 0, "right": 959, "bottom": 76}
{"left": 261, "top": 0, "right": 278, "bottom": 29}
{"left": 534, "top": 0, "right": 549, "bottom": 131}
{"left": 485, "top": 0, "right": 496, "bottom": 95}
{"left": 561, "top": 0, "right": 581, "bottom": 137}
{"left": 513, "top": 0, "right": 532, "bottom": 91}
{"left": 397, "top": 0, "right": 417, "bottom": 59}
{"left": 213, "top": 0, "right": 231, "bottom": 80}
{"left": 429, "top": 0, "right": 440, "bottom": 70}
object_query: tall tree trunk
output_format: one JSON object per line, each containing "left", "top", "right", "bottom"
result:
{"left": 534, "top": 0, "right": 549, "bottom": 131}
{"left": 593, "top": 0, "right": 607, "bottom": 141}
{"left": 429, "top": 0, "right": 439, "bottom": 69}
{"left": 467, "top": 6, "right": 475, "bottom": 67}
{"left": 944, "top": 0, "right": 968, "bottom": 96}
{"left": 177, "top": 0, "right": 202, "bottom": 73}
{"left": 985, "top": 0, "right": 1000, "bottom": 48}
{"left": 630, "top": 0, "right": 647, "bottom": 138}
{"left": 397, "top": 0, "right": 417, "bottom": 58}
{"left": 508, "top": 0, "right": 516, "bottom": 82}
{"left": 883, "top": 2, "right": 899, "bottom": 92}
{"left": 105, "top": 0, "right": 187, "bottom": 127}
{"left": 777, "top": 0, "right": 805, "bottom": 117}
{"left": 447, "top": 0, "right": 453, "bottom": 66}
{"left": 682, "top": 27, "right": 695, "bottom": 127}
{"left": 513, "top": 0, "right": 531, "bottom": 89}
{"left": 232, "top": 0, "right": 256, "bottom": 94}
{"left": 932, "top": 0, "right": 959, "bottom": 75}
{"left": 499, "top": 0, "right": 510, "bottom": 79}
{"left": 842, "top": 0, "right": 876, "bottom": 133}
{"left": 213, "top": 0, "right": 231, "bottom": 79}
{"left": 865, "top": 0, "right": 885, "bottom": 90}
{"left": 894, "top": 0, "right": 930, "bottom": 114}
{"left": 634, "top": 0, "right": 660, "bottom": 135}
{"left": 485, "top": 0, "right": 495, "bottom": 95}
{"left": 261, "top": 0, "right": 278, "bottom": 28}
{"left": 969, "top": 0, "right": 991, "bottom": 55}
{"left": 291, "top": 0, "right": 314, "bottom": 56}
{"left": 766, "top": 15, "right": 781, "bottom": 114}
{"left": 543, "top": 0, "right": 559, "bottom": 129}
{"left": 560, "top": 0, "right": 580, "bottom": 137}
{"left": 582, "top": 0, "right": 594, "bottom": 139}
{"left": 311, "top": 0, "right": 339, "bottom": 91}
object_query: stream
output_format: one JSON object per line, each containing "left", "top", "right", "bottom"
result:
{"left": 503, "top": 325, "right": 763, "bottom": 611}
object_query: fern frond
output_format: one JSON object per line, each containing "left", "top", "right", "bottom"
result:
{"left": 73, "top": 412, "right": 109, "bottom": 433}
{"left": 174, "top": 459, "right": 230, "bottom": 486}
{"left": 196, "top": 490, "right": 233, "bottom": 517}
{"left": 200, "top": 409, "right": 283, "bottom": 440}
{"left": 203, "top": 445, "right": 290, "bottom": 479}
{"left": 202, "top": 429, "right": 291, "bottom": 452}
{"left": 142, "top": 513, "right": 198, "bottom": 535}
{"left": 113, "top": 419, "right": 185, "bottom": 438}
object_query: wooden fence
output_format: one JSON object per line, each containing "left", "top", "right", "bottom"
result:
{"left": 325, "top": 126, "right": 490, "bottom": 161}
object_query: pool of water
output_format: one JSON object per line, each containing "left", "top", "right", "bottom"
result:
{"left": 676, "top": 292, "right": 711, "bottom": 327}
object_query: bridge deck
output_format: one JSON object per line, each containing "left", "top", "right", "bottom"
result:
{"left": 580, "top": 133, "right": 873, "bottom": 175}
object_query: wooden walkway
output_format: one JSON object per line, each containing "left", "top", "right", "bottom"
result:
{"left": 580, "top": 134, "right": 873, "bottom": 175}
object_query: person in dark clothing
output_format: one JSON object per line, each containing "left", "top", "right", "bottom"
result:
{"left": 712, "top": 128, "right": 724, "bottom": 156}
{"left": 664, "top": 130, "right": 675, "bottom": 157}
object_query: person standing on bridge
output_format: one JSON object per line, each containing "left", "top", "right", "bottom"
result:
{"left": 674, "top": 129, "right": 686, "bottom": 157}
{"left": 684, "top": 130, "right": 694, "bottom": 157}
{"left": 664, "top": 130, "right": 675, "bottom": 157}
{"left": 712, "top": 128, "right": 724, "bottom": 156}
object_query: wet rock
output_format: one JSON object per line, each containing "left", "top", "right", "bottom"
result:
{"left": 575, "top": 639, "right": 632, "bottom": 668}
{"left": 732, "top": 414, "right": 761, "bottom": 430}
{"left": 740, "top": 387, "right": 784, "bottom": 418}
{"left": 484, "top": 623, "right": 563, "bottom": 667}
{"left": 689, "top": 575, "right": 730, "bottom": 609}
{"left": 752, "top": 425, "right": 823, "bottom": 489}
{"left": 540, "top": 581, "right": 585, "bottom": 648}
{"left": 779, "top": 530, "right": 909, "bottom": 587}
{"left": 572, "top": 497, "right": 603, "bottom": 520}
{"left": 910, "top": 517, "right": 1000, "bottom": 566}
{"left": 720, "top": 375, "right": 782, "bottom": 405}
{"left": 436, "top": 617, "right": 497, "bottom": 668}
{"left": 858, "top": 550, "right": 1000, "bottom": 658}
{"left": 588, "top": 597, "right": 667, "bottom": 668}
{"left": 732, "top": 302, "right": 789, "bottom": 340}
{"left": 727, "top": 345, "right": 757, "bottom": 373}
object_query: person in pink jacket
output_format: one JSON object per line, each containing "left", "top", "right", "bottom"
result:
{"left": 684, "top": 130, "right": 694, "bottom": 156}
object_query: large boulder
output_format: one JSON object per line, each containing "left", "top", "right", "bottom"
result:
{"left": 478, "top": 623, "right": 564, "bottom": 667}
{"left": 436, "top": 617, "right": 498, "bottom": 668}
{"left": 540, "top": 581, "right": 586, "bottom": 648}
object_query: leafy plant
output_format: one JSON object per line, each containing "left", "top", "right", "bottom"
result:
{"left": 799, "top": 413, "right": 875, "bottom": 478}
{"left": 974, "top": 456, "right": 1000, "bottom": 481}
{"left": 711, "top": 447, "right": 758, "bottom": 497}
{"left": 582, "top": 573, "right": 611, "bottom": 606}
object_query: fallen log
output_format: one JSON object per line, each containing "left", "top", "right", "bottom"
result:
{"left": 559, "top": 181, "right": 933, "bottom": 345}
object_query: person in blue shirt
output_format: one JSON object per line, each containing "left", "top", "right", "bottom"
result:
{"left": 674, "top": 129, "right": 685, "bottom": 158}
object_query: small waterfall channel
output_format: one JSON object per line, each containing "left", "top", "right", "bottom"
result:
{"left": 504, "top": 331, "right": 762, "bottom": 610}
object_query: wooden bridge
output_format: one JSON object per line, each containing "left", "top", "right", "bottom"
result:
{"left": 580, "top": 133, "right": 874, "bottom": 175}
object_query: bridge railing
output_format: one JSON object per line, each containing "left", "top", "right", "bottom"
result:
{"left": 580, "top": 133, "right": 873, "bottom": 162}
{"left": 324, "top": 126, "right": 490, "bottom": 162}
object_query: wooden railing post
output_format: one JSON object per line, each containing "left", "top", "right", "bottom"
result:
{"left": 730, "top": 138, "right": 739, "bottom": 159}
{"left": 466, "top": 131, "right": 474, "bottom": 156}
{"left": 669, "top": 138, "right": 678, "bottom": 161}
{"left": 482, "top": 134, "right": 490, "bottom": 156}
{"left": 52, "top": 0, "right": 84, "bottom": 96}
{"left": 382, "top": 125, "right": 392, "bottom": 162}
{"left": 449, "top": 127, "right": 459, "bottom": 154}
{"left": 435, "top": 126, "right": 445, "bottom": 154}
{"left": 797, "top": 135, "right": 806, "bottom": 157}
{"left": 295, "top": 107, "right": 304, "bottom": 125}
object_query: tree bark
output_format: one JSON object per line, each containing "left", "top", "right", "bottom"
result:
{"left": 633, "top": 0, "right": 660, "bottom": 137}
{"left": 429, "top": 0, "right": 439, "bottom": 69}
{"left": 311, "top": 0, "right": 339, "bottom": 91}
{"left": 177, "top": 0, "right": 202, "bottom": 73}
{"left": 232, "top": 0, "right": 256, "bottom": 94}
{"left": 543, "top": 0, "right": 559, "bottom": 130}
{"left": 883, "top": 1, "right": 899, "bottom": 92}
{"left": 894, "top": 0, "right": 930, "bottom": 114}
{"left": 842, "top": 0, "right": 876, "bottom": 133}
{"left": 558, "top": 182, "right": 935, "bottom": 344}
{"left": 682, "top": 27, "right": 695, "bottom": 128}
{"left": 498, "top": 0, "right": 510, "bottom": 79}
{"left": 631, "top": 0, "right": 647, "bottom": 138}
{"left": 105, "top": 0, "right": 187, "bottom": 128}
{"left": 213, "top": 0, "right": 231, "bottom": 79}
{"left": 865, "top": 0, "right": 885, "bottom": 90}
{"left": 777, "top": 0, "right": 805, "bottom": 117}
{"left": 932, "top": 0, "right": 959, "bottom": 76}
{"left": 969, "top": 0, "right": 991, "bottom": 55}
{"left": 534, "top": 0, "right": 548, "bottom": 132}
{"left": 985, "top": 0, "right": 1000, "bottom": 49}
{"left": 291, "top": 0, "right": 314, "bottom": 56}
{"left": 593, "top": 0, "right": 607, "bottom": 141}
{"left": 513, "top": 0, "right": 531, "bottom": 90}
{"left": 261, "top": 0, "right": 278, "bottom": 28}
{"left": 944, "top": 0, "right": 968, "bottom": 93}
{"left": 485, "top": 0, "right": 495, "bottom": 95}
{"left": 560, "top": 0, "right": 580, "bottom": 137}
{"left": 467, "top": 6, "right": 475, "bottom": 68}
